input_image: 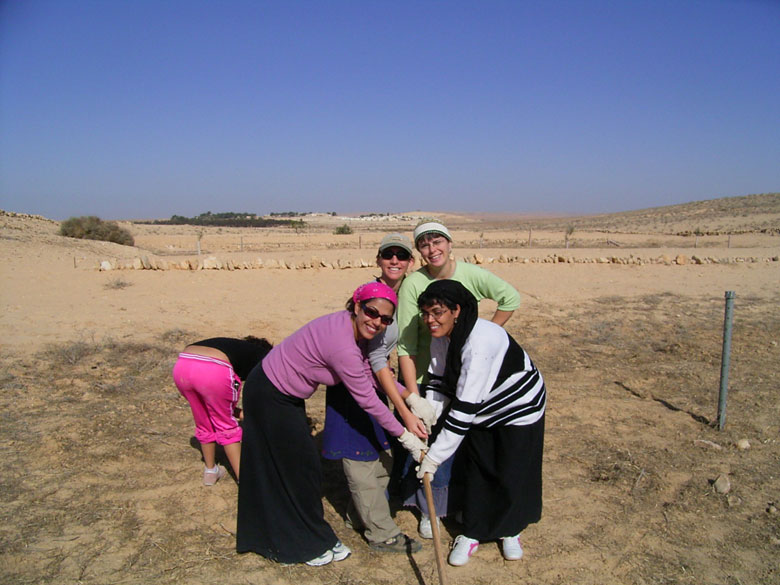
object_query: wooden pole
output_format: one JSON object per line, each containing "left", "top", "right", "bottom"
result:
{"left": 423, "top": 473, "right": 448, "bottom": 585}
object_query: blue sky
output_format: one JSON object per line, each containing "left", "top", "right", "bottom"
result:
{"left": 1, "top": 1, "right": 778, "bottom": 220}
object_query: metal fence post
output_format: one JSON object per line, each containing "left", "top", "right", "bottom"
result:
{"left": 717, "top": 291, "right": 736, "bottom": 430}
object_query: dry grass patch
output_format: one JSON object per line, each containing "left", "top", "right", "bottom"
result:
{"left": 1, "top": 296, "right": 779, "bottom": 584}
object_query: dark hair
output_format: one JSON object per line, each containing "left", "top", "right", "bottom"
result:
{"left": 417, "top": 280, "right": 478, "bottom": 396}
{"left": 417, "top": 289, "right": 459, "bottom": 313}
{"left": 243, "top": 335, "right": 273, "bottom": 357}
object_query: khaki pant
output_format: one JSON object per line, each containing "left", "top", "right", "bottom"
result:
{"left": 343, "top": 451, "right": 399, "bottom": 544}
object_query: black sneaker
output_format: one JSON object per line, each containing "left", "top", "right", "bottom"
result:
{"left": 370, "top": 533, "right": 422, "bottom": 553}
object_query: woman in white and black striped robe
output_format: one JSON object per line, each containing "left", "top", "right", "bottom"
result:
{"left": 417, "top": 280, "right": 546, "bottom": 545}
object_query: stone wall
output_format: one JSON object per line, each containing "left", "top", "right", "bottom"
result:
{"left": 98, "top": 252, "right": 779, "bottom": 271}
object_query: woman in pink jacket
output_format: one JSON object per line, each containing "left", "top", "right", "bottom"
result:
{"left": 236, "top": 282, "right": 427, "bottom": 567}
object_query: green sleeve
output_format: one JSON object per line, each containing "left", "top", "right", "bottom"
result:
{"left": 396, "top": 271, "right": 426, "bottom": 357}
{"left": 455, "top": 263, "right": 521, "bottom": 311}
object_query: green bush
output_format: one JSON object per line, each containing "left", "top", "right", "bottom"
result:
{"left": 60, "top": 216, "right": 135, "bottom": 246}
{"left": 333, "top": 224, "right": 353, "bottom": 235}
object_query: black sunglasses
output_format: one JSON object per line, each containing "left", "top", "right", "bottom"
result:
{"left": 361, "top": 302, "right": 394, "bottom": 325}
{"left": 380, "top": 248, "right": 411, "bottom": 261}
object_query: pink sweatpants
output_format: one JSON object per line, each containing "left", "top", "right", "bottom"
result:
{"left": 173, "top": 353, "right": 242, "bottom": 445}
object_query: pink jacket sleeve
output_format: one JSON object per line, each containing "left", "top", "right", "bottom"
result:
{"left": 330, "top": 343, "right": 405, "bottom": 437}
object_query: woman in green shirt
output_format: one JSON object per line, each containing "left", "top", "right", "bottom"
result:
{"left": 395, "top": 220, "right": 522, "bottom": 539}
{"left": 397, "top": 221, "right": 521, "bottom": 389}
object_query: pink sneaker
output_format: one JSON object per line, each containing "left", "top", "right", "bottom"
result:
{"left": 501, "top": 534, "right": 524, "bottom": 560}
{"left": 203, "top": 465, "right": 227, "bottom": 486}
{"left": 448, "top": 535, "right": 479, "bottom": 566}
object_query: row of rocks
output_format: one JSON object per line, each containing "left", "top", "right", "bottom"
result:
{"left": 529, "top": 253, "right": 780, "bottom": 265}
{"left": 98, "top": 253, "right": 780, "bottom": 271}
{"left": 100, "top": 256, "right": 375, "bottom": 271}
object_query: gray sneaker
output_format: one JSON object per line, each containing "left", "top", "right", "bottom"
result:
{"left": 370, "top": 533, "right": 423, "bottom": 553}
{"left": 331, "top": 540, "right": 351, "bottom": 561}
{"left": 304, "top": 549, "right": 334, "bottom": 566}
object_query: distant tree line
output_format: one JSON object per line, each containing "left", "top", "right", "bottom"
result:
{"left": 138, "top": 211, "right": 306, "bottom": 229}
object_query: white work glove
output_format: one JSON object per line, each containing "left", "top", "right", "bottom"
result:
{"left": 416, "top": 454, "right": 440, "bottom": 480}
{"left": 398, "top": 430, "right": 428, "bottom": 462}
{"left": 405, "top": 393, "right": 437, "bottom": 433}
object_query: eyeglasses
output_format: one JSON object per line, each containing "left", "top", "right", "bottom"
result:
{"left": 361, "top": 302, "right": 394, "bottom": 325}
{"left": 419, "top": 307, "right": 450, "bottom": 322}
{"left": 379, "top": 248, "right": 411, "bottom": 261}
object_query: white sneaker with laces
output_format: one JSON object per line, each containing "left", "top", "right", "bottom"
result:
{"left": 448, "top": 534, "right": 479, "bottom": 566}
{"left": 501, "top": 534, "right": 524, "bottom": 560}
{"left": 304, "top": 549, "right": 334, "bottom": 566}
{"left": 419, "top": 515, "right": 439, "bottom": 539}
{"left": 331, "top": 540, "right": 351, "bottom": 561}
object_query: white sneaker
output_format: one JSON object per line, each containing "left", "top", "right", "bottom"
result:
{"left": 448, "top": 534, "right": 479, "bottom": 566}
{"left": 331, "top": 540, "right": 351, "bottom": 561}
{"left": 501, "top": 534, "right": 524, "bottom": 560}
{"left": 304, "top": 549, "right": 334, "bottom": 566}
{"left": 419, "top": 515, "right": 440, "bottom": 539}
{"left": 203, "top": 465, "right": 227, "bottom": 486}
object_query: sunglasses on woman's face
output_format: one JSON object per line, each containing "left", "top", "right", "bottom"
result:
{"left": 380, "top": 248, "right": 411, "bottom": 261}
{"left": 361, "top": 302, "right": 394, "bottom": 325}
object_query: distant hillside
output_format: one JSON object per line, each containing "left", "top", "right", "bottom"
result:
{"left": 441, "top": 193, "right": 780, "bottom": 235}
{"left": 3, "top": 192, "right": 778, "bottom": 238}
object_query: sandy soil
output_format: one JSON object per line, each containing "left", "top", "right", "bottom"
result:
{"left": 1, "top": 200, "right": 778, "bottom": 585}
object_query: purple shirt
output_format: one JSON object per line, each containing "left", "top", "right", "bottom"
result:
{"left": 262, "top": 311, "right": 404, "bottom": 437}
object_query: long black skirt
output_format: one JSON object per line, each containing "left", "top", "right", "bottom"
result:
{"left": 236, "top": 364, "right": 338, "bottom": 563}
{"left": 461, "top": 414, "right": 545, "bottom": 542}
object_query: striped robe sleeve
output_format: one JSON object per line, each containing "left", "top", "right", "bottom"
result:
{"left": 426, "top": 329, "right": 508, "bottom": 464}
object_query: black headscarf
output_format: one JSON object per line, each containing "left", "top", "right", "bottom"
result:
{"left": 417, "top": 280, "right": 479, "bottom": 397}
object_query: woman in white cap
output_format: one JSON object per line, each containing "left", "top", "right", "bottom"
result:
{"left": 395, "top": 220, "right": 521, "bottom": 539}
{"left": 321, "top": 234, "right": 430, "bottom": 554}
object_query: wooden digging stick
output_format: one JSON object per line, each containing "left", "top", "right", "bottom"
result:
{"left": 423, "top": 472, "right": 448, "bottom": 585}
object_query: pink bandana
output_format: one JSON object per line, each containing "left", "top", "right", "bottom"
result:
{"left": 352, "top": 281, "right": 398, "bottom": 307}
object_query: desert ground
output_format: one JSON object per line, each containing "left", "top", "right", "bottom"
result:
{"left": 1, "top": 193, "right": 779, "bottom": 585}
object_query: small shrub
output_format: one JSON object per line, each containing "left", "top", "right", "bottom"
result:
{"left": 60, "top": 216, "right": 135, "bottom": 246}
{"left": 160, "top": 328, "right": 192, "bottom": 344}
{"left": 104, "top": 277, "right": 132, "bottom": 290}
{"left": 41, "top": 340, "right": 95, "bottom": 365}
{"left": 334, "top": 224, "right": 353, "bottom": 235}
